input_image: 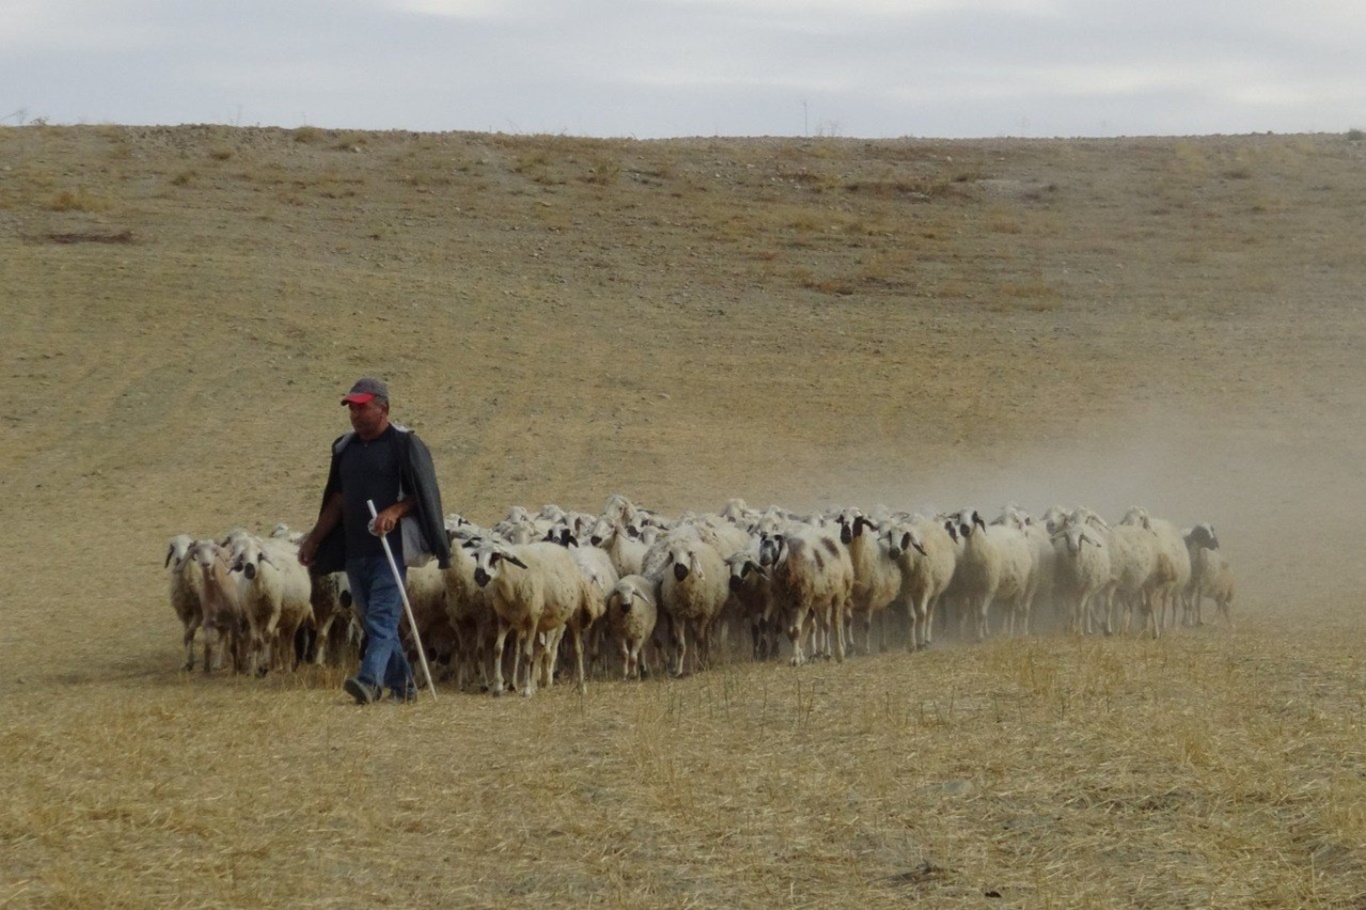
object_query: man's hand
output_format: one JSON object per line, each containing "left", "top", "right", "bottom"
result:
{"left": 370, "top": 500, "right": 414, "bottom": 537}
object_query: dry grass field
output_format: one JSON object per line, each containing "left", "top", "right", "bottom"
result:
{"left": 2, "top": 124, "right": 1366, "bottom": 908}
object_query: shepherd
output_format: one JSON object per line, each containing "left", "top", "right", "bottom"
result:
{"left": 298, "top": 377, "right": 452, "bottom": 704}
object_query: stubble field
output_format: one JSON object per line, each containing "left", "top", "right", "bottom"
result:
{"left": 2, "top": 124, "right": 1365, "bottom": 908}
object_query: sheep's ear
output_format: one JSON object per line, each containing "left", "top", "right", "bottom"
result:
{"left": 505, "top": 554, "right": 529, "bottom": 570}
{"left": 973, "top": 512, "right": 987, "bottom": 531}
{"left": 164, "top": 545, "right": 175, "bottom": 569}
{"left": 630, "top": 589, "right": 651, "bottom": 606}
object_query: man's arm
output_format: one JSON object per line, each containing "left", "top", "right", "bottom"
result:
{"left": 298, "top": 491, "right": 345, "bottom": 567}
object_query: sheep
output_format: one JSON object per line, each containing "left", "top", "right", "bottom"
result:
{"left": 588, "top": 519, "right": 648, "bottom": 578}
{"left": 468, "top": 539, "right": 599, "bottom": 696}
{"left": 165, "top": 534, "right": 204, "bottom": 670}
{"left": 725, "top": 548, "right": 777, "bottom": 660}
{"left": 227, "top": 534, "right": 315, "bottom": 675}
{"left": 883, "top": 516, "right": 958, "bottom": 651}
{"left": 402, "top": 560, "right": 455, "bottom": 684}
{"left": 442, "top": 530, "right": 499, "bottom": 692}
{"left": 836, "top": 510, "right": 904, "bottom": 655}
{"left": 1185, "top": 523, "right": 1235, "bottom": 629}
{"left": 184, "top": 539, "right": 249, "bottom": 674}
{"left": 652, "top": 532, "right": 730, "bottom": 676}
{"left": 1118, "top": 508, "right": 1189, "bottom": 635}
{"left": 946, "top": 509, "right": 1036, "bottom": 641}
{"left": 604, "top": 575, "right": 658, "bottom": 679}
{"left": 1048, "top": 511, "right": 1112, "bottom": 635}
{"left": 303, "top": 569, "right": 353, "bottom": 667}
{"left": 1100, "top": 518, "right": 1165, "bottom": 638}
{"left": 760, "top": 523, "right": 854, "bottom": 665}
{"left": 994, "top": 505, "right": 1060, "bottom": 630}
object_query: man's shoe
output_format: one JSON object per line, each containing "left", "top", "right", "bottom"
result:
{"left": 343, "top": 677, "right": 379, "bottom": 705}
{"left": 390, "top": 686, "right": 419, "bottom": 704}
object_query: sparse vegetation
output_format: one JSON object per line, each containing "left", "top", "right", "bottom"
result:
{"left": 2, "top": 125, "right": 1365, "bottom": 909}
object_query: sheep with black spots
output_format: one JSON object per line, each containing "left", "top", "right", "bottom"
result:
{"left": 760, "top": 523, "right": 854, "bottom": 665}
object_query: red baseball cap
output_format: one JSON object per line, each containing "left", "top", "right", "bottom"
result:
{"left": 340, "top": 377, "right": 389, "bottom": 405}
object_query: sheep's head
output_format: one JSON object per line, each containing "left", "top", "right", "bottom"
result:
{"left": 726, "top": 552, "right": 766, "bottom": 592}
{"left": 758, "top": 533, "right": 787, "bottom": 568}
{"left": 165, "top": 534, "right": 194, "bottom": 570}
{"left": 466, "top": 541, "right": 528, "bottom": 588}
{"left": 663, "top": 544, "right": 702, "bottom": 582}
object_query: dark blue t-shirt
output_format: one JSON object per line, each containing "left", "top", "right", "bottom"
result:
{"left": 337, "top": 425, "right": 404, "bottom": 562}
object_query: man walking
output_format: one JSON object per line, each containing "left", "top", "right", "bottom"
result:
{"left": 298, "top": 378, "right": 451, "bottom": 704}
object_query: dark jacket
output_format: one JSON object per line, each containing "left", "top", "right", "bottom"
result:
{"left": 311, "top": 425, "right": 452, "bottom": 575}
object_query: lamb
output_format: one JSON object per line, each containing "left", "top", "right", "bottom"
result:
{"left": 1048, "top": 511, "right": 1112, "bottom": 635}
{"left": 165, "top": 534, "right": 204, "bottom": 670}
{"left": 468, "top": 539, "right": 599, "bottom": 696}
{"left": 760, "top": 523, "right": 854, "bottom": 665}
{"left": 946, "top": 509, "right": 1036, "bottom": 641}
{"left": 883, "top": 516, "right": 958, "bottom": 651}
{"left": 653, "top": 532, "right": 729, "bottom": 676}
{"left": 837, "top": 510, "right": 904, "bottom": 655}
{"left": 604, "top": 574, "right": 658, "bottom": 679}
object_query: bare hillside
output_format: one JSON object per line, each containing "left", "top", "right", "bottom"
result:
{"left": 2, "top": 125, "right": 1365, "bottom": 908}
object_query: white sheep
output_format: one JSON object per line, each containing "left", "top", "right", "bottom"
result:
{"left": 1048, "top": 511, "right": 1112, "bottom": 635}
{"left": 760, "top": 523, "right": 854, "bottom": 665}
{"left": 184, "top": 539, "right": 249, "bottom": 674}
{"left": 442, "top": 529, "right": 499, "bottom": 692}
{"left": 883, "top": 516, "right": 958, "bottom": 651}
{"left": 604, "top": 574, "right": 658, "bottom": 679}
{"left": 468, "top": 539, "right": 599, "bottom": 696}
{"left": 1100, "top": 518, "right": 1165, "bottom": 638}
{"left": 1118, "top": 507, "right": 1189, "bottom": 636}
{"left": 227, "top": 534, "right": 314, "bottom": 675}
{"left": 947, "top": 509, "right": 1036, "bottom": 641}
{"left": 994, "top": 505, "right": 1060, "bottom": 630}
{"left": 653, "top": 531, "right": 729, "bottom": 676}
{"left": 588, "top": 519, "right": 648, "bottom": 578}
{"left": 837, "top": 510, "right": 904, "bottom": 655}
{"left": 165, "top": 534, "right": 204, "bottom": 670}
{"left": 1184, "top": 523, "right": 1235, "bottom": 629}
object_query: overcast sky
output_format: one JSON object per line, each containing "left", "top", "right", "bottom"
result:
{"left": 4, "top": 0, "right": 1363, "bottom": 139}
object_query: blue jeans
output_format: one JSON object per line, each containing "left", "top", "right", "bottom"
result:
{"left": 346, "top": 556, "right": 413, "bottom": 695}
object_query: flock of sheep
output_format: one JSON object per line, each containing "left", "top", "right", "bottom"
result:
{"left": 163, "top": 495, "right": 1236, "bottom": 696}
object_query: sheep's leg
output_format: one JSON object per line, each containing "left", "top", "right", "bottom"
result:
{"left": 787, "top": 605, "right": 807, "bottom": 667}
{"left": 832, "top": 602, "right": 847, "bottom": 663}
{"left": 673, "top": 621, "right": 688, "bottom": 677}
{"left": 520, "top": 625, "right": 538, "bottom": 697}
{"left": 490, "top": 623, "right": 511, "bottom": 697}
{"left": 571, "top": 626, "right": 588, "bottom": 694}
{"left": 202, "top": 625, "right": 217, "bottom": 675}
{"left": 182, "top": 616, "right": 199, "bottom": 671}
{"left": 976, "top": 594, "right": 993, "bottom": 643}
{"left": 619, "top": 636, "right": 633, "bottom": 680}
